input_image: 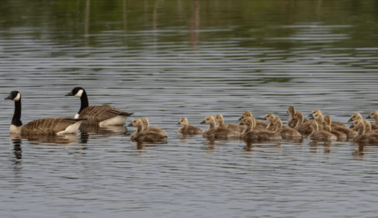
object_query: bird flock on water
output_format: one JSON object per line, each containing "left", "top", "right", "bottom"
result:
{"left": 5, "top": 87, "right": 378, "bottom": 145}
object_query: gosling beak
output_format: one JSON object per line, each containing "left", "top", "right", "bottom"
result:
{"left": 4, "top": 94, "right": 12, "bottom": 100}
{"left": 65, "top": 92, "right": 73, "bottom": 96}
{"left": 347, "top": 117, "right": 353, "bottom": 123}
{"left": 308, "top": 114, "right": 314, "bottom": 120}
{"left": 127, "top": 123, "right": 133, "bottom": 127}
{"left": 349, "top": 123, "right": 355, "bottom": 128}
{"left": 200, "top": 120, "right": 206, "bottom": 124}
{"left": 238, "top": 117, "right": 242, "bottom": 121}
{"left": 366, "top": 115, "right": 371, "bottom": 119}
{"left": 239, "top": 122, "right": 244, "bottom": 125}
{"left": 262, "top": 117, "right": 267, "bottom": 120}
{"left": 177, "top": 122, "right": 181, "bottom": 125}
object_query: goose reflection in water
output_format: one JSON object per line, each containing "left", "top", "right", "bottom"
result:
{"left": 11, "top": 133, "right": 80, "bottom": 145}
{"left": 79, "top": 124, "right": 128, "bottom": 143}
{"left": 11, "top": 136, "right": 22, "bottom": 160}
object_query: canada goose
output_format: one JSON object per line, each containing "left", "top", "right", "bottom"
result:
{"left": 240, "top": 117, "right": 281, "bottom": 141}
{"left": 267, "top": 117, "right": 301, "bottom": 140}
{"left": 5, "top": 91, "right": 84, "bottom": 136}
{"left": 324, "top": 115, "right": 357, "bottom": 140}
{"left": 323, "top": 115, "right": 347, "bottom": 141}
{"left": 65, "top": 87, "right": 133, "bottom": 126}
{"left": 294, "top": 112, "right": 313, "bottom": 136}
{"left": 128, "top": 118, "right": 167, "bottom": 143}
{"left": 309, "top": 121, "right": 337, "bottom": 142}
{"left": 200, "top": 115, "right": 240, "bottom": 139}
{"left": 351, "top": 119, "right": 378, "bottom": 143}
{"left": 177, "top": 117, "right": 203, "bottom": 134}
{"left": 238, "top": 111, "right": 268, "bottom": 130}
{"left": 365, "top": 111, "right": 378, "bottom": 130}
{"left": 214, "top": 114, "right": 246, "bottom": 132}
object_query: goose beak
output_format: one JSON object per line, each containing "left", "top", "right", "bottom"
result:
{"left": 308, "top": 114, "right": 314, "bottom": 120}
{"left": 127, "top": 123, "right": 133, "bottom": 127}
{"left": 366, "top": 115, "right": 371, "bottom": 119}
{"left": 65, "top": 92, "right": 73, "bottom": 96}
{"left": 200, "top": 120, "right": 206, "bottom": 124}
{"left": 4, "top": 94, "right": 12, "bottom": 100}
{"left": 347, "top": 117, "right": 353, "bottom": 123}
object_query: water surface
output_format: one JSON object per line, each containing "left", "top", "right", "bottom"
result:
{"left": 1, "top": 0, "right": 378, "bottom": 217}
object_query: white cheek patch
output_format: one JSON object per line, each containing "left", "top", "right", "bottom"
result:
{"left": 75, "top": 89, "right": 83, "bottom": 98}
{"left": 14, "top": 93, "right": 21, "bottom": 101}
{"left": 74, "top": 114, "right": 80, "bottom": 119}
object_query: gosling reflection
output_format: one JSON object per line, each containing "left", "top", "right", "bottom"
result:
{"left": 309, "top": 141, "right": 334, "bottom": 154}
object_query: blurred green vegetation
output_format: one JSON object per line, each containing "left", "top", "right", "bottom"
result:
{"left": 0, "top": 0, "right": 377, "bottom": 48}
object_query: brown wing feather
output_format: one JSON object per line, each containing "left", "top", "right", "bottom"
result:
{"left": 79, "top": 106, "right": 129, "bottom": 123}
{"left": 21, "top": 118, "right": 79, "bottom": 135}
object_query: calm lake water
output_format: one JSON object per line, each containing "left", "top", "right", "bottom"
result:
{"left": 1, "top": 0, "right": 378, "bottom": 217}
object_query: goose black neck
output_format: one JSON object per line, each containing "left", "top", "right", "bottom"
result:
{"left": 78, "top": 90, "right": 89, "bottom": 114}
{"left": 12, "top": 99, "right": 22, "bottom": 127}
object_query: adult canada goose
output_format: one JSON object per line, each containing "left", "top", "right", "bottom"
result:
{"left": 128, "top": 118, "right": 167, "bottom": 143}
{"left": 365, "top": 111, "right": 378, "bottom": 130}
{"left": 240, "top": 117, "right": 281, "bottom": 141}
{"left": 238, "top": 111, "right": 268, "bottom": 130}
{"left": 200, "top": 115, "right": 240, "bottom": 139}
{"left": 214, "top": 114, "right": 246, "bottom": 133}
{"left": 177, "top": 117, "right": 203, "bottom": 134}
{"left": 65, "top": 87, "right": 133, "bottom": 126}
{"left": 5, "top": 91, "right": 84, "bottom": 136}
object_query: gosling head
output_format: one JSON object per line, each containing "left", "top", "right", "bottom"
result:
{"left": 200, "top": 116, "right": 216, "bottom": 125}
{"left": 348, "top": 112, "right": 363, "bottom": 123}
{"left": 366, "top": 111, "right": 378, "bottom": 119}
{"left": 214, "top": 114, "right": 224, "bottom": 124}
{"left": 263, "top": 113, "right": 276, "bottom": 122}
{"left": 238, "top": 111, "right": 252, "bottom": 121}
{"left": 5, "top": 91, "right": 21, "bottom": 102}
{"left": 128, "top": 118, "right": 144, "bottom": 128}
{"left": 66, "top": 87, "right": 85, "bottom": 98}
{"left": 309, "top": 109, "right": 323, "bottom": 121}
{"left": 178, "top": 117, "right": 189, "bottom": 125}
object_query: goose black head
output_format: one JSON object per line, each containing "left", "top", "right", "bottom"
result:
{"left": 66, "top": 87, "right": 85, "bottom": 97}
{"left": 5, "top": 91, "right": 21, "bottom": 101}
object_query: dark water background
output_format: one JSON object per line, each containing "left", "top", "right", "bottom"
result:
{"left": 1, "top": 0, "right": 378, "bottom": 217}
